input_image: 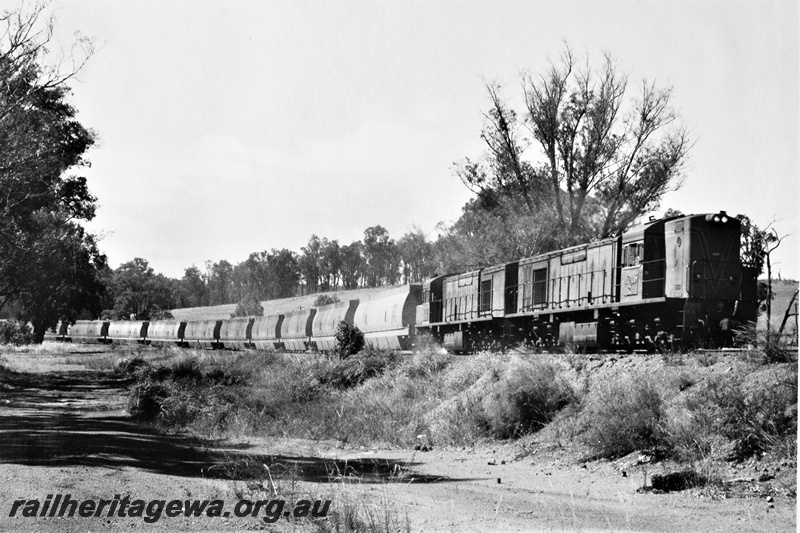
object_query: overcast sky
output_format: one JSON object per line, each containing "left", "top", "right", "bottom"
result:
{"left": 45, "top": 1, "right": 798, "bottom": 279}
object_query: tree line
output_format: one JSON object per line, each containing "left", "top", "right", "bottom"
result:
{"left": 97, "top": 224, "right": 440, "bottom": 320}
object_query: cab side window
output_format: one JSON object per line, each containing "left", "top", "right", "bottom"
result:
{"left": 623, "top": 242, "right": 644, "bottom": 267}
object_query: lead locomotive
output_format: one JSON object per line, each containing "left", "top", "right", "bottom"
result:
{"left": 415, "top": 211, "right": 758, "bottom": 352}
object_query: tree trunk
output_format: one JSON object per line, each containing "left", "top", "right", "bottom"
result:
{"left": 32, "top": 319, "right": 46, "bottom": 344}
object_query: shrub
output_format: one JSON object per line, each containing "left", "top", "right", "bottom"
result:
{"left": 314, "top": 294, "right": 340, "bottom": 307}
{"left": 311, "top": 349, "right": 398, "bottom": 389}
{"left": 579, "top": 373, "right": 665, "bottom": 458}
{"left": 171, "top": 357, "right": 204, "bottom": 382}
{"left": 668, "top": 371, "right": 797, "bottom": 461}
{"left": 334, "top": 321, "right": 364, "bottom": 359}
{"left": 128, "top": 381, "right": 170, "bottom": 421}
{"left": 734, "top": 322, "right": 794, "bottom": 364}
{"left": 399, "top": 350, "right": 451, "bottom": 379}
{"left": 116, "top": 355, "right": 151, "bottom": 377}
{"left": 650, "top": 470, "right": 708, "bottom": 492}
{"left": 483, "top": 360, "right": 575, "bottom": 439}
{"left": 0, "top": 320, "right": 33, "bottom": 345}
{"left": 232, "top": 294, "right": 263, "bottom": 318}
{"left": 150, "top": 309, "right": 175, "bottom": 320}
{"left": 436, "top": 395, "right": 491, "bottom": 445}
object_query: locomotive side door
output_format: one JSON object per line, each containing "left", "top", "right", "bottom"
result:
{"left": 620, "top": 242, "right": 643, "bottom": 302}
{"left": 664, "top": 220, "right": 688, "bottom": 299}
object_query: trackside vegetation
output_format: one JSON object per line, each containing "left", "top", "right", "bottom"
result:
{"left": 122, "top": 347, "right": 796, "bottom": 472}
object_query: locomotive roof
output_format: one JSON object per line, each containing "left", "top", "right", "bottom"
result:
{"left": 622, "top": 217, "right": 666, "bottom": 243}
{"left": 621, "top": 213, "right": 691, "bottom": 243}
{"left": 518, "top": 235, "right": 617, "bottom": 265}
{"left": 429, "top": 212, "right": 725, "bottom": 284}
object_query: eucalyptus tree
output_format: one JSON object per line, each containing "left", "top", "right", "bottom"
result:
{"left": 455, "top": 45, "right": 690, "bottom": 259}
{"left": 0, "top": 2, "right": 103, "bottom": 338}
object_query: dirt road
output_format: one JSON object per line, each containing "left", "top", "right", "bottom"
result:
{"left": 0, "top": 347, "right": 795, "bottom": 532}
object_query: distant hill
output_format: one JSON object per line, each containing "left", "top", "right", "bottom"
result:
{"left": 758, "top": 279, "right": 799, "bottom": 337}
{"left": 170, "top": 286, "right": 395, "bottom": 322}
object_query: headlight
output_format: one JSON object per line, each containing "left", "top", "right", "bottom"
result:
{"left": 713, "top": 215, "right": 720, "bottom": 222}
{"left": 721, "top": 216, "right": 728, "bottom": 223}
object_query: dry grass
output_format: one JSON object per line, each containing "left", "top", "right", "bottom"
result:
{"left": 8, "top": 339, "right": 796, "bottom": 477}
{"left": 118, "top": 344, "right": 797, "bottom": 470}
{"left": 121, "top": 349, "right": 581, "bottom": 447}
{"left": 578, "top": 372, "right": 666, "bottom": 458}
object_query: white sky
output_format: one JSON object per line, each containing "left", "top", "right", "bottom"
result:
{"left": 43, "top": 1, "right": 798, "bottom": 279}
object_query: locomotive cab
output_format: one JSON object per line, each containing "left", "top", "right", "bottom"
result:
{"left": 619, "top": 218, "right": 667, "bottom": 302}
{"left": 416, "top": 274, "right": 449, "bottom": 326}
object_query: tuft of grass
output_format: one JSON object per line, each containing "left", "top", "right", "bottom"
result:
{"left": 482, "top": 359, "right": 575, "bottom": 439}
{"left": 311, "top": 349, "right": 399, "bottom": 389}
{"left": 650, "top": 470, "right": 709, "bottom": 492}
{"left": 674, "top": 372, "right": 696, "bottom": 392}
{"left": 693, "top": 351, "right": 718, "bottom": 367}
{"left": 314, "top": 493, "right": 410, "bottom": 533}
{"left": 171, "top": 357, "right": 204, "bottom": 382}
{"left": 578, "top": 372, "right": 665, "bottom": 459}
{"left": 735, "top": 321, "right": 796, "bottom": 364}
{"left": 661, "top": 351, "right": 685, "bottom": 367}
{"left": 667, "top": 369, "right": 797, "bottom": 462}
{"left": 565, "top": 352, "right": 589, "bottom": 372}
{"left": 116, "top": 354, "right": 151, "bottom": 376}
{"left": 399, "top": 349, "right": 451, "bottom": 379}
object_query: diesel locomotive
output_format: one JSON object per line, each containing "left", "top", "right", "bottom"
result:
{"left": 415, "top": 211, "right": 758, "bottom": 352}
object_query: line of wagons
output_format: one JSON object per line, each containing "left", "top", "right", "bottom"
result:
{"left": 44, "top": 285, "right": 422, "bottom": 352}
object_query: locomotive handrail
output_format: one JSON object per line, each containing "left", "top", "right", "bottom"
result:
{"left": 519, "top": 267, "right": 616, "bottom": 311}
{"left": 425, "top": 259, "right": 670, "bottom": 322}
